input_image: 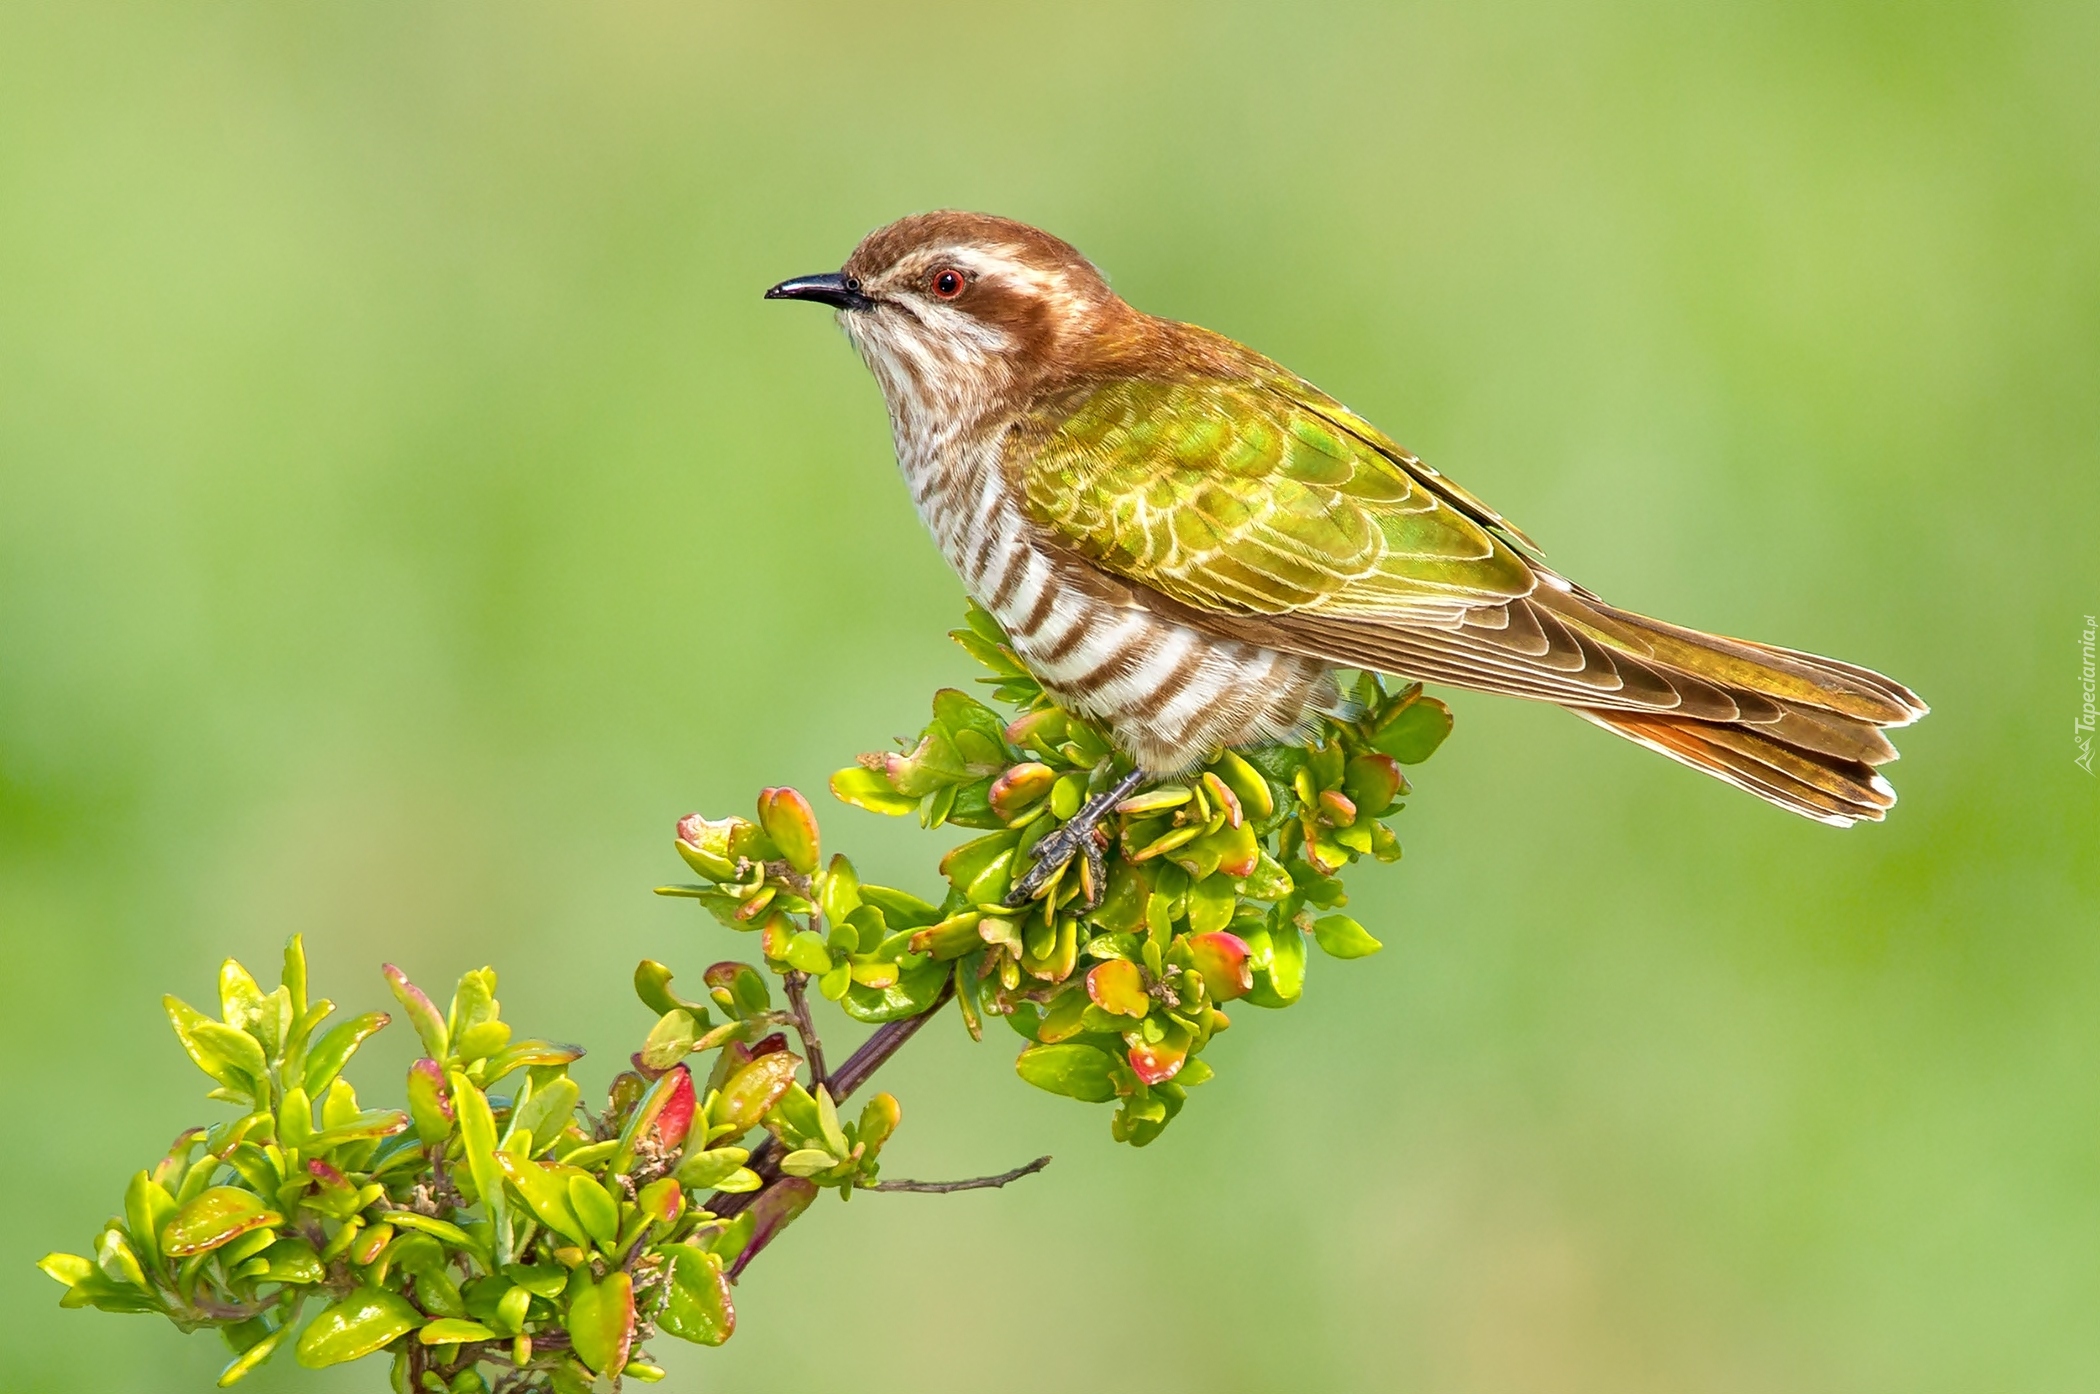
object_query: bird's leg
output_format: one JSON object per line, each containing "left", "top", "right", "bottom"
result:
{"left": 1005, "top": 766, "right": 1149, "bottom": 911}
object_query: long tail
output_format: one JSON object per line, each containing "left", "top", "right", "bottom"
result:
{"left": 1556, "top": 599, "right": 1926, "bottom": 826}
{"left": 1183, "top": 583, "right": 1929, "bottom": 826}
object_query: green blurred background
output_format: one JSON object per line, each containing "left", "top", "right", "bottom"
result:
{"left": 3, "top": 1, "right": 2096, "bottom": 1388}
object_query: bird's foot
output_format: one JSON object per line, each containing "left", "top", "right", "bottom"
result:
{"left": 1003, "top": 767, "right": 1148, "bottom": 912}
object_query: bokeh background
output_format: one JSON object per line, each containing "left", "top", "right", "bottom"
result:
{"left": 4, "top": 1, "right": 2096, "bottom": 1389}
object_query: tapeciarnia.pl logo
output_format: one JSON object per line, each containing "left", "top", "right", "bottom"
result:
{"left": 2079, "top": 614, "right": 2097, "bottom": 775}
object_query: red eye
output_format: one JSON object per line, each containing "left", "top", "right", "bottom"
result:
{"left": 930, "top": 267, "right": 967, "bottom": 299}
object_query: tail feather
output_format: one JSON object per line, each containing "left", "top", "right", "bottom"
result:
{"left": 1133, "top": 562, "right": 1927, "bottom": 826}
{"left": 1573, "top": 707, "right": 1898, "bottom": 826}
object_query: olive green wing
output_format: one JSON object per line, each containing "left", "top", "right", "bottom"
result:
{"left": 1007, "top": 375, "right": 1537, "bottom": 628}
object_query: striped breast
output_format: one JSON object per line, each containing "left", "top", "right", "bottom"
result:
{"left": 901, "top": 428, "right": 1338, "bottom": 772}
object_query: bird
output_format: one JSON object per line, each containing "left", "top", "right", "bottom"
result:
{"left": 765, "top": 212, "right": 1927, "bottom": 901}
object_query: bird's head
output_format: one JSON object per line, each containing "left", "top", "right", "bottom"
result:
{"left": 766, "top": 212, "right": 1133, "bottom": 430}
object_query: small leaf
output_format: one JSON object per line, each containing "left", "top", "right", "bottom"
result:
{"left": 508, "top": 1076, "right": 582, "bottom": 1157}
{"left": 450, "top": 1072, "right": 512, "bottom": 1265}
{"left": 419, "top": 1318, "right": 497, "bottom": 1344}
{"left": 406, "top": 1058, "right": 453, "bottom": 1146}
{"left": 703, "top": 962, "right": 771, "bottom": 1019}
{"left": 830, "top": 767, "right": 919, "bottom": 815}
{"left": 639, "top": 1010, "right": 699, "bottom": 1071}
{"left": 1370, "top": 693, "right": 1453, "bottom": 764}
{"left": 383, "top": 1211, "right": 480, "bottom": 1252}
{"left": 1085, "top": 960, "right": 1149, "bottom": 1018}
{"left": 777, "top": 1148, "right": 839, "bottom": 1177}
{"left": 713, "top": 1051, "right": 802, "bottom": 1136}
{"left": 655, "top": 1243, "right": 735, "bottom": 1346}
{"left": 672, "top": 1147, "right": 751, "bottom": 1190}
{"left": 382, "top": 966, "right": 449, "bottom": 1061}
{"left": 493, "top": 1154, "right": 588, "bottom": 1245}
{"left": 840, "top": 956, "right": 950, "bottom": 1024}
{"left": 160, "top": 1187, "right": 282, "bottom": 1257}
{"left": 124, "top": 1170, "right": 176, "bottom": 1272}
{"left": 302, "top": 1012, "right": 390, "bottom": 1098}
{"left": 295, "top": 1287, "right": 421, "bottom": 1368}
{"left": 217, "top": 1315, "right": 296, "bottom": 1386}
{"left": 163, "top": 997, "right": 265, "bottom": 1092}
{"left": 633, "top": 961, "right": 709, "bottom": 1018}
{"left": 1014, "top": 1043, "right": 1119, "bottom": 1103}
{"left": 1313, "top": 914, "right": 1383, "bottom": 959}
{"left": 565, "top": 1270, "right": 636, "bottom": 1375}
{"left": 1126, "top": 1021, "right": 1191, "bottom": 1086}
{"left": 1186, "top": 931, "right": 1254, "bottom": 1001}
{"left": 567, "top": 1174, "right": 621, "bottom": 1248}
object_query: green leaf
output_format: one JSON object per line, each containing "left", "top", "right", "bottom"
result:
{"left": 829, "top": 767, "right": 917, "bottom": 816}
{"left": 672, "top": 1147, "right": 752, "bottom": 1190}
{"left": 217, "top": 1313, "right": 297, "bottom": 1386}
{"left": 656, "top": 1243, "right": 736, "bottom": 1346}
{"left": 508, "top": 1076, "right": 581, "bottom": 1157}
{"left": 840, "top": 956, "right": 949, "bottom": 1024}
{"left": 295, "top": 1287, "right": 421, "bottom": 1368}
{"left": 163, "top": 997, "right": 261, "bottom": 1092}
{"left": 383, "top": 966, "right": 449, "bottom": 1061}
{"left": 448, "top": 967, "right": 500, "bottom": 1041}
{"left": 777, "top": 1148, "right": 838, "bottom": 1177}
{"left": 384, "top": 1211, "right": 481, "bottom": 1253}
{"left": 492, "top": 1154, "right": 588, "bottom": 1245}
{"left": 480, "top": 1039, "right": 585, "bottom": 1081}
{"left": 160, "top": 1187, "right": 283, "bottom": 1257}
{"left": 419, "top": 1318, "right": 497, "bottom": 1344}
{"left": 1244, "top": 913, "right": 1307, "bottom": 1008}
{"left": 302, "top": 1012, "right": 390, "bottom": 1098}
{"left": 703, "top": 962, "right": 771, "bottom": 1019}
{"left": 713, "top": 1051, "right": 802, "bottom": 1136}
{"left": 406, "top": 1059, "right": 452, "bottom": 1146}
{"left": 124, "top": 1170, "right": 176, "bottom": 1272}
{"left": 639, "top": 1010, "right": 699, "bottom": 1072}
{"left": 564, "top": 1270, "right": 635, "bottom": 1375}
{"left": 1370, "top": 694, "right": 1453, "bottom": 763}
{"left": 633, "top": 960, "right": 710, "bottom": 1019}
{"left": 1312, "top": 913, "right": 1384, "bottom": 959}
{"left": 37, "top": 1253, "right": 94, "bottom": 1289}
{"left": 567, "top": 1174, "right": 621, "bottom": 1248}
{"left": 1014, "top": 1043, "right": 1120, "bottom": 1103}
{"left": 238, "top": 1235, "right": 324, "bottom": 1285}
{"left": 449, "top": 1072, "right": 511, "bottom": 1266}
{"left": 856, "top": 884, "right": 942, "bottom": 929}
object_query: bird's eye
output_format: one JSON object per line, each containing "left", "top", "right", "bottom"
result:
{"left": 844, "top": 275, "right": 862, "bottom": 293}
{"left": 930, "top": 267, "right": 967, "bottom": 299}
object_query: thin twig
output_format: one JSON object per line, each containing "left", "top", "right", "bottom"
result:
{"left": 866, "top": 1155, "right": 1051, "bottom": 1193}
{"left": 781, "top": 970, "right": 827, "bottom": 1091}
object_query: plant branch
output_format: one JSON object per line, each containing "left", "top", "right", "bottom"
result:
{"left": 706, "top": 978, "right": 957, "bottom": 1228}
{"left": 781, "top": 970, "right": 827, "bottom": 1091}
{"left": 865, "top": 1155, "right": 1051, "bottom": 1193}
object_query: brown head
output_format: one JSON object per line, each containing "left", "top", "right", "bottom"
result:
{"left": 766, "top": 212, "right": 1155, "bottom": 432}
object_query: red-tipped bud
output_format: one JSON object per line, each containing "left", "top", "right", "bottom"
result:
{"left": 988, "top": 763, "right": 1057, "bottom": 822}
{"left": 756, "top": 787, "right": 820, "bottom": 875}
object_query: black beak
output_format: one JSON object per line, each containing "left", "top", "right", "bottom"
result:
{"left": 764, "top": 272, "right": 872, "bottom": 311}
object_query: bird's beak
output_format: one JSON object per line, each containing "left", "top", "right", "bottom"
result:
{"left": 764, "top": 272, "right": 872, "bottom": 312}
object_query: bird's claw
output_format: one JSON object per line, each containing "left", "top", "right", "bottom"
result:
{"left": 1002, "top": 822, "right": 1109, "bottom": 911}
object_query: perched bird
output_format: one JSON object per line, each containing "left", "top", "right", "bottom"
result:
{"left": 767, "top": 212, "right": 1926, "bottom": 898}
